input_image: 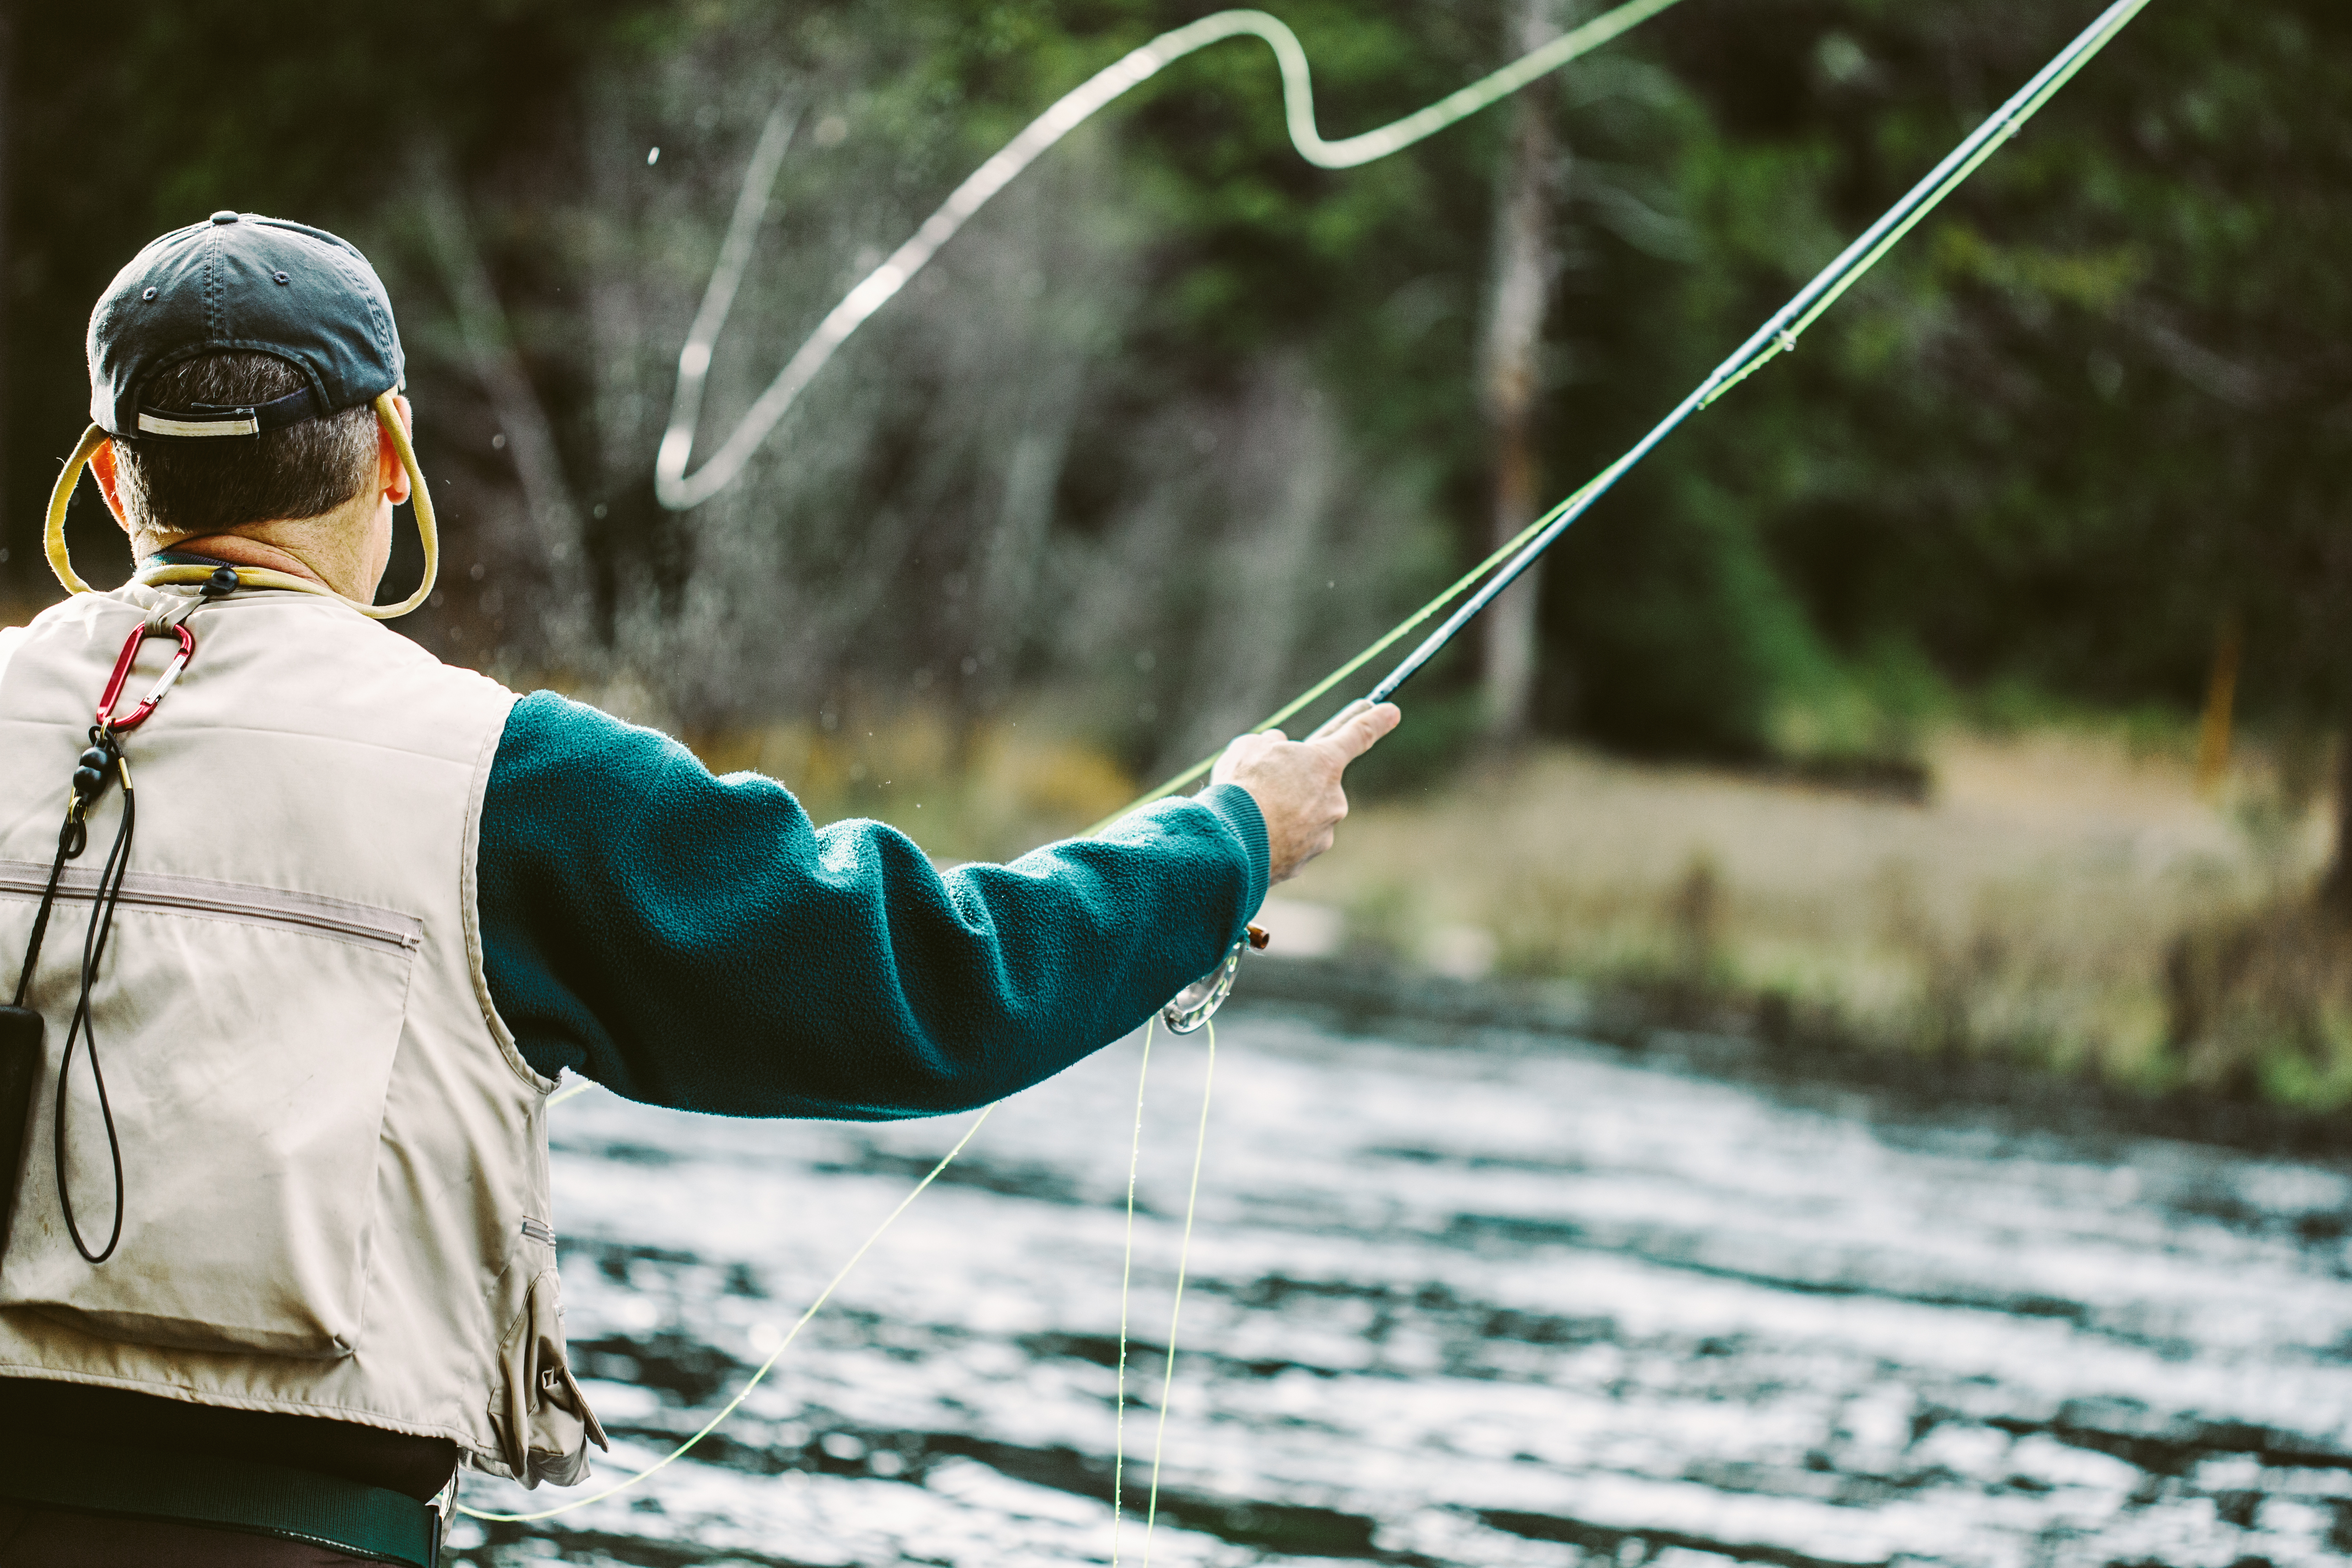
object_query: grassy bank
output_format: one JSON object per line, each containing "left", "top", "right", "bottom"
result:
{"left": 1283, "top": 728, "right": 2352, "bottom": 1111}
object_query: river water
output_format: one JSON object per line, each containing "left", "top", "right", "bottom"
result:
{"left": 448, "top": 1004, "right": 2352, "bottom": 1568}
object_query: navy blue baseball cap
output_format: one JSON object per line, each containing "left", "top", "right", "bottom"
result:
{"left": 86, "top": 210, "right": 404, "bottom": 441}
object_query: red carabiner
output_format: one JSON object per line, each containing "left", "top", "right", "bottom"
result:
{"left": 95, "top": 620, "right": 197, "bottom": 734}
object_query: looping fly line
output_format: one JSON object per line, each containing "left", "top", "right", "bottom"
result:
{"left": 653, "top": 0, "right": 1690, "bottom": 510}
{"left": 477, "top": 0, "right": 2154, "bottom": 1534}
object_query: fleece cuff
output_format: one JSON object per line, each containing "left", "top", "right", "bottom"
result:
{"left": 1195, "top": 782, "right": 1271, "bottom": 940}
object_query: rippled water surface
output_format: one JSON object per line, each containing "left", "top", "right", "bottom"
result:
{"left": 450, "top": 1008, "right": 2352, "bottom": 1568}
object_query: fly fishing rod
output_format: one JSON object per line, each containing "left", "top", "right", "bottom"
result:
{"left": 1103, "top": 0, "right": 2155, "bottom": 840}
{"left": 1138, "top": 0, "right": 2153, "bottom": 1036}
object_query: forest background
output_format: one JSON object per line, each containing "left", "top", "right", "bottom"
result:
{"left": 1, "top": 0, "right": 2348, "bottom": 1112}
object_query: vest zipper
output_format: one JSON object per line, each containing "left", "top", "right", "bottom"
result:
{"left": 0, "top": 860, "right": 421, "bottom": 955}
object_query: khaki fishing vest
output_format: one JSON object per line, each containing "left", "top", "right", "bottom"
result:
{"left": 0, "top": 583, "right": 602, "bottom": 1486}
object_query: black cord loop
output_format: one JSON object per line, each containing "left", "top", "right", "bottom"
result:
{"left": 8, "top": 729, "right": 133, "bottom": 1265}
{"left": 53, "top": 731, "right": 133, "bottom": 1264}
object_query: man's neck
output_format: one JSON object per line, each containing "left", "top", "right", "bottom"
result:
{"left": 141, "top": 532, "right": 333, "bottom": 591}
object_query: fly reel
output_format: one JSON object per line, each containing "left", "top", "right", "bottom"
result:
{"left": 1160, "top": 923, "right": 1269, "bottom": 1034}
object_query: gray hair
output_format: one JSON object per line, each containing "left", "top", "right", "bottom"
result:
{"left": 112, "top": 352, "right": 380, "bottom": 538}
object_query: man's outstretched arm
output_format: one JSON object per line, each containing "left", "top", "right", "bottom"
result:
{"left": 476, "top": 691, "right": 1270, "bottom": 1119}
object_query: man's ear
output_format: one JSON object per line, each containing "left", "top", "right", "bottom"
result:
{"left": 378, "top": 394, "right": 414, "bottom": 507}
{"left": 87, "top": 437, "right": 134, "bottom": 533}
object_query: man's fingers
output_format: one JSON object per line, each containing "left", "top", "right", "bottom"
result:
{"left": 1316, "top": 701, "right": 1401, "bottom": 763}
{"left": 1305, "top": 699, "right": 1371, "bottom": 743}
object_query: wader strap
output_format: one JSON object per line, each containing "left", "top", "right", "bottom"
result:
{"left": 0, "top": 1443, "right": 438, "bottom": 1566}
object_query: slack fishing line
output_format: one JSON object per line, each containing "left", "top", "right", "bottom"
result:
{"left": 1139, "top": 1021, "right": 1214, "bottom": 1566}
{"left": 476, "top": 0, "right": 2152, "bottom": 1535}
{"left": 1109, "top": 1018, "right": 1155, "bottom": 1560}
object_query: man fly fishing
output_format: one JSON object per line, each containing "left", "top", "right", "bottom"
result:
{"left": 0, "top": 212, "right": 1397, "bottom": 1566}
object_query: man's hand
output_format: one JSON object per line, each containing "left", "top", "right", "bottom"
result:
{"left": 1209, "top": 699, "right": 1402, "bottom": 884}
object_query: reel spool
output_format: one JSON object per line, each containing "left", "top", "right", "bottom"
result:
{"left": 1160, "top": 923, "right": 1268, "bottom": 1034}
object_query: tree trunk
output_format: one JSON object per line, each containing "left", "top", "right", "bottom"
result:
{"left": 1479, "top": 0, "right": 1565, "bottom": 745}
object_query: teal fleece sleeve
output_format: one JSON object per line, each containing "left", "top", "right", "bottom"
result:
{"left": 475, "top": 691, "right": 1270, "bottom": 1119}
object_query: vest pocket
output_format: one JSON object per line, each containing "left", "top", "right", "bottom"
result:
{"left": 0, "top": 864, "right": 421, "bottom": 1359}
{"left": 491, "top": 1267, "right": 608, "bottom": 1486}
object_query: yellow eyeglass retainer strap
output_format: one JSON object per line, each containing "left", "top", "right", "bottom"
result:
{"left": 43, "top": 392, "right": 440, "bottom": 620}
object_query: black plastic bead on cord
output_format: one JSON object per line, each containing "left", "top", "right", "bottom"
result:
{"left": 69, "top": 733, "right": 122, "bottom": 822}
{"left": 71, "top": 745, "right": 113, "bottom": 805}
{"left": 204, "top": 566, "right": 239, "bottom": 598}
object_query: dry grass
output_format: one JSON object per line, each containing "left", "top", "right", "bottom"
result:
{"left": 1285, "top": 728, "right": 2352, "bottom": 1105}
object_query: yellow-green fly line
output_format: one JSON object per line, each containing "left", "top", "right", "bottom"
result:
{"left": 463, "top": 0, "right": 2156, "bottom": 1539}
